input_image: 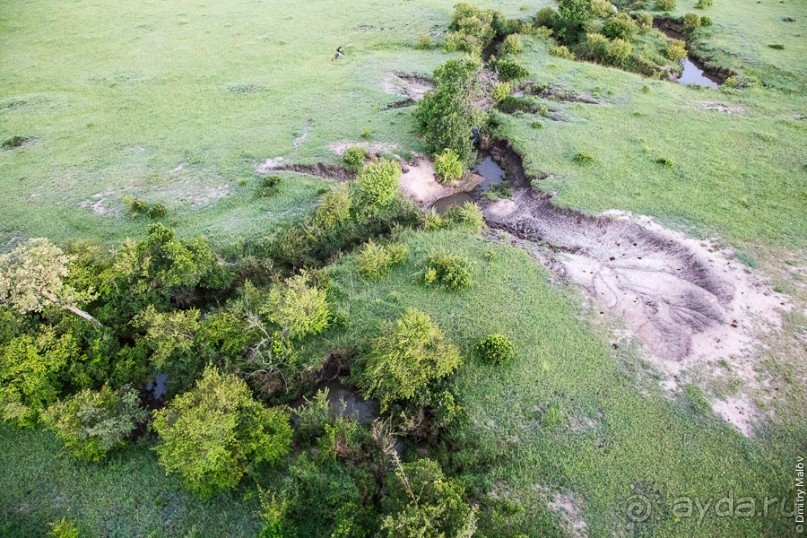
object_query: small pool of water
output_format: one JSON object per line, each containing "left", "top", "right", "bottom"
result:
{"left": 432, "top": 192, "right": 474, "bottom": 214}
{"left": 679, "top": 57, "right": 719, "bottom": 88}
{"left": 475, "top": 156, "right": 505, "bottom": 189}
{"left": 293, "top": 381, "right": 380, "bottom": 425}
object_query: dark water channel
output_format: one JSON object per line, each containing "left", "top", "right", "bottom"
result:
{"left": 432, "top": 153, "right": 507, "bottom": 214}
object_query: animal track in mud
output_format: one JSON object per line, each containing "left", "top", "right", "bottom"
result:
{"left": 484, "top": 189, "right": 780, "bottom": 363}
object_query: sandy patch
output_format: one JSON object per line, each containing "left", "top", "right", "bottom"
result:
{"left": 694, "top": 102, "right": 750, "bottom": 115}
{"left": 78, "top": 189, "right": 119, "bottom": 216}
{"left": 255, "top": 156, "right": 286, "bottom": 173}
{"left": 328, "top": 141, "right": 399, "bottom": 157}
{"left": 398, "top": 156, "right": 484, "bottom": 206}
{"left": 485, "top": 190, "right": 789, "bottom": 436}
{"left": 382, "top": 73, "right": 434, "bottom": 101}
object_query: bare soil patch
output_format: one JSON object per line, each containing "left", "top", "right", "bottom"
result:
{"left": 78, "top": 189, "right": 120, "bottom": 216}
{"left": 382, "top": 73, "right": 433, "bottom": 101}
{"left": 694, "top": 101, "right": 750, "bottom": 115}
{"left": 255, "top": 156, "right": 355, "bottom": 181}
{"left": 398, "top": 156, "right": 483, "bottom": 206}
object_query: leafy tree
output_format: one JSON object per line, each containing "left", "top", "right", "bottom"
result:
{"left": 152, "top": 366, "right": 292, "bottom": 497}
{"left": 351, "top": 159, "right": 401, "bottom": 220}
{"left": 357, "top": 309, "right": 461, "bottom": 411}
{"left": 262, "top": 271, "right": 330, "bottom": 340}
{"left": 0, "top": 328, "right": 77, "bottom": 426}
{"left": 414, "top": 58, "right": 482, "bottom": 164}
{"left": 554, "top": 0, "right": 595, "bottom": 43}
{"left": 42, "top": 384, "right": 147, "bottom": 461}
{"left": 0, "top": 238, "right": 102, "bottom": 327}
{"left": 381, "top": 458, "right": 477, "bottom": 537}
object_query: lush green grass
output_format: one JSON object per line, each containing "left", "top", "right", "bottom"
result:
{"left": 0, "top": 424, "right": 260, "bottom": 537}
{"left": 320, "top": 227, "right": 804, "bottom": 536}
{"left": 0, "top": 0, "right": 533, "bottom": 248}
{"left": 496, "top": 25, "right": 807, "bottom": 249}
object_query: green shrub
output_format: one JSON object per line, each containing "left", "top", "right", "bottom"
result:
{"left": 656, "top": 0, "right": 676, "bottom": 11}
{"left": 422, "top": 208, "right": 446, "bottom": 230}
{"left": 256, "top": 176, "right": 282, "bottom": 198}
{"left": 555, "top": 0, "right": 595, "bottom": 43}
{"left": 293, "top": 388, "right": 332, "bottom": 446}
{"left": 476, "top": 334, "right": 516, "bottom": 365}
{"left": 590, "top": 0, "right": 613, "bottom": 18}
{"left": 443, "top": 32, "right": 481, "bottom": 55}
{"left": 549, "top": 45, "right": 575, "bottom": 59}
{"left": 573, "top": 151, "right": 594, "bottom": 165}
{"left": 603, "top": 13, "right": 638, "bottom": 40}
{"left": 42, "top": 385, "right": 146, "bottom": 461}
{"left": 607, "top": 38, "right": 634, "bottom": 66}
{"left": 434, "top": 148, "right": 464, "bottom": 184}
{"left": 696, "top": 0, "right": 712, "bottom": 8}
{"left": 482, "top": 182, "right": 513, "bottom": 201}
{"left": 656, "top": 157, "right": 673, "bottom": 167}
{"left": 264, "top": 272, "right": 330, "bottom": 340}
{"left": 444, "top": 202, "right": 485, "bottom": 231}
{"left": 495, "top": 58, "right": 530, "bottom": 81}
{"left": 351, "top": 158, "right": 401, "bottom": 219}
{"left": 534, "top": 7, "right": 557, "bottom": 28}
{"left": 342, "top": 147, "right": 367, "bottom": 171}
{"left": 123, "top": 197, "right": 168, "bottom": 219}
{"left": 500, "top": 34, "right": 524, "bottom": 55}
{"left": 423, "top": 252, "right": 473, "bottom": 290}
{"left": 665, "top": 39, "right": 687, "bottom": 62}
{"left": 449, "top": 3, "right": 496, "bottom": 50}
{"left": 492, "top": 81, "right": 512, "bottom": 102}
{"left": 133, "top": 305, "right": 201, "bottom": 374}
{"left": 358, "top": 309, "right": 461, "bottom": 411}
{"left": 356, "top": 240, "right": 409, "bottom": 278}
{"left": 48, "top": 518, "right": 79, "bottom": 538}
{"left": 415, "top": 33, "right": 432, "bottom": 49}
{"left": 701, "top": 15, "right": 713, "bottom": 26}
{"left": 313, "top": 184, "right": 352, "bottom": 230}
{"left": 381, "top": 459, "right": 477, "bottom": 536}
{"left": 152, "top": 366, "right": 292, "bottom": 497}
{"left": 414, "top": 58, "right": 482, "bottom": 164}
{"left": 683, "top": 12, "right": 702, "bottom": 30}
{"left": 0, "top": 329, "right": 76, "bottom": 426}
{"left": 636, "top": 11, "right": 654, "bottom": 32}
{"left": 577, "top": 33, "right": 610, "bottom": 63}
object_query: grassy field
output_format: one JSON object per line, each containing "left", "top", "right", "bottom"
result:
{"left": 1, "top": 0, "right": 806, "bottom": 536}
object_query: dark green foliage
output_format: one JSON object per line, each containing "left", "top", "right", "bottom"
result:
{"left": 476, "top": 334, "right": 516, "bottom": 365}
{"left": 262, "top": 271, "right": 330, "bottom": 340}
{"left": 2, "top": 135, "right": 31, "bottom": 149}
{"left": 42, "top": 384, "right": 146, "bottom": 461}
{"left": 444, "top": 3, "right": 497, "bottom": 55}
{"left": 495, "top": 58, "right": 530, "bottom": 81}
{"left": 152, "top": 366, "right": 292, "bottom": 497}
{"left": 656, "top": 156, "right": 673, "bottom": 167}
{"left": 573, "top": 151, "right": 594, "bottom": 165}
{"left": 414, "top": 58, "right": 482, "bottom": 164}
{"left": 554, "top": 0, "right": 595, "bottom": 43}
{"left": 500, "top": 34, "right": 524, "bottom": 55}
{"left": 683, "top": 12, "right": 702, "bottom": 30}
{"left": 257, "top": 176, "right": 282, "bottom": 198}
{"left": 342, "top": 147, "right": 367, "bottom": 171}
{"left": 534, "top": 7, "right": 557, "bottom": 29}
{"left": 768, "top": 43, "right": 784, "bottom": 50}
{"left": 423, "top": 252, "right": 473, "bottom": 290}
{"left": 603, "top": 13, "right": 638, "bottom": 41}
{"left": 381, "top": 459, "right": 477, "bottom": 536}
{"left": 357, "top": 309, "right": 461, "bottom": 411}
{"left": 122, "top": 198, "right": 168, "bottom": 219}
{"left": 636, "top": 11, "right": 654, "bottom": 32}
{"left": 496, "top": 95, "right": 539, "bottom": 114}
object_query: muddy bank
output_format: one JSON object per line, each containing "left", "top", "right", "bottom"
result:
{"left": 653, "top": 18, "right": 736, "bottom": 85}
{"left": 383, "top": 73, "right": 433, "bottom": 102}
{"left": 398, "top": 156, "right": 484, "bottom": 206}
{"left": 255, "top": 157, "right": 356, "bottom": 181}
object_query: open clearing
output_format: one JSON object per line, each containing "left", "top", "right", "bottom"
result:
{"left": 1, "top": 0, "right": 806, "bottom": 536}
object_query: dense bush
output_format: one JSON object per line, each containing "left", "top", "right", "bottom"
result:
{"left": 434, "top": 148, "right": 464, "bottom": 184}
{"left": 491, "top": 81, "right": 512, "bottom": 102}
{"left": 123, "top": 198, "right": 168, "bottom": 219}
{"left": 608, "top": 38, "right": 634, "bottom": 66}
{"left": 152, "top": 366, "right": 292, "bottom": 497}
{"left": 500, "top": 34, "right": 524, "bottom": 55}
{"left": 665, "top": 39, "right": 687, "bottom": 62}
{"left": 696, "top": 0, "right": 713, "bottom": 8}
{"left": 576, "top": 32, "right": 610, "bottom": 63}
{"left": 476, "top": 334, "right": 516, "bottom": 365}
{"left": 656, "top": 0, "right": 676, "bottom": 11}
{"left": 313, "top": 184, "right": 353, "bottom": 230}
{"left": 423, "top": 252, "right": 473, "bottom": 290}
{"left": 554, "top": 0, "right": 595, "bottom": 43}
{"left": 444, "top": 3, "right": 497, "bottom": 55}
{"left": 549, "top": 44, "right": 575, "bottom": 59}
{"left": 0, "top": 328, "right": 76, "bottom": 426}
{"left": 603, "top": 13, "right": 638, "bottom": 40}
{"left": 495, "top": 58, "right": 530, "bottom": 81}
{"left": 534, "top": 7, "right": 557, "bottom": 28}
{"left": 342, "top": 147, "right": 367, "bottom": 171}
{"left": 356, "top": 240, "right": 408, "bottom": 278}
{"left": 48, "top": 518, "right": 80, "bottom": 538}
{"left": 256, "top": 176, "right": 282, "bottom": 198}
{"left": 443, "top": 202, "right": 485, "bottom": 232}
{"left": 636, "top": 11, "right": 654, "bottom": 32}
{"left": 42, "top": 384, "right": 146, "bottom": 461}
{"left": 132, "top": 305, "right": 202, "bottom": 385}
{"left": 590, "top": 0, "right": 613, "bottom": 18}
{"left": 351, "top": 159, "right": 401, "bottom": 220}
{"left": 683, "top": 12, "right": 702, "bottom": 30}
{"left": 414, "top": 58, "right": 482, "bottom": 164}
{"left": 381, "top": 459, "right": 477, "bottom": 537}
{"left": 263, "top": 272, "right": 330, "bottom": 340}
{"left": 573, "top": 150, "right": 595, "bottom": 165}
{"left": 357, "top": 309, "right": 461, "bottom": 411}
{"left": 416, "top": 33, "right": 432, "bottom": 49}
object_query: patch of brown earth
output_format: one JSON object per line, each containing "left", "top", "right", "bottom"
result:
{"left": 398, "top": 156, "right": 483, "bottom": 206}
{"left": 382, "top": 73, "right": 434, "bottom": 101}
{"left": 78, "top": 189, "right": 119, "bottom": 216}
{"left": 484, "top": 190, "right": 788, "bottom": 435}
{"left": 535, "top": 486, "right": 589, "bottom": 538}
{"left": 255, "top": 156, "right": 355, "bottom": 181}
{"left": 517, "top": 82, "right": 600, "bottom": 104}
